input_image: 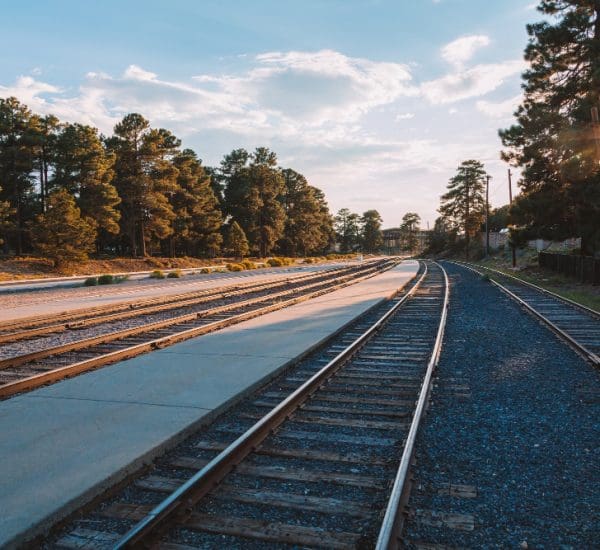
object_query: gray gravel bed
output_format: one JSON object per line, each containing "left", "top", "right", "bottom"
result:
{"left": 402, "top": 261, "right": 600, "bottom": 548}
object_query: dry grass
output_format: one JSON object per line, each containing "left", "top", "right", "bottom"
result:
{"left": 0, "top": 256, "right": 226, "bottom": 281}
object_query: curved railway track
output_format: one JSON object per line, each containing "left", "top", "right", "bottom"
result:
{"left": 0, "top": 259, "right": 396, "bottom": 399}
{"left": 452, "top": 261, "right": 599, "bottom": 366}
{"left": 51, "top": 260, "right": 449, "bottom": 550}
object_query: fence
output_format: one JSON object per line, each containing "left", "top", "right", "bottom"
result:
{"left": 538, "top": 251, "right": 600, "bottom": 285}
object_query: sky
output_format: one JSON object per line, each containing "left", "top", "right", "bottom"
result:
{"left": 0, "top": 0, "right": 542, "bottom": 229}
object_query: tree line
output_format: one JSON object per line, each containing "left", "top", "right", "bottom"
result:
{"left": 430, "top": 1, "right": 600, "bottom": 259}
{"left": 0, "top": 98, "right": 364, "bottom": 265}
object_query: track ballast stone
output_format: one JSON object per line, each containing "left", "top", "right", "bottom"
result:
{"left": 403, "top": 261, "right": 599, "bottom": 548}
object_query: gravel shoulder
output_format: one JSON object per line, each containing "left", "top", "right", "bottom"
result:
{"left": 403, "top": 261, "right": 600, "bottom": 548}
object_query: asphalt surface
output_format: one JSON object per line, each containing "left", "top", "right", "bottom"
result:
{"left": 403, "top": 261, "right": 599, "bottom": 548}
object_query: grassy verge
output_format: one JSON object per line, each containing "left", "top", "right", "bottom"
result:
{"left": 472, "top": 253, "right": 600, "bottom": 313}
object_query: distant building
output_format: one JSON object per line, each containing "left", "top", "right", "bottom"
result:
{"left": 382, "top": 228, "right": 430, "bottom": 255}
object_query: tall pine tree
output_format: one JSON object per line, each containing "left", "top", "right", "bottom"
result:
{"left": 439, "top": 160, "right": 487, "bottom": 259}
{"left": 52, "top": 123, "right": 121, "bottom": 247}
{"left": 500, "top": 1, "right": 600, "bottom": 254}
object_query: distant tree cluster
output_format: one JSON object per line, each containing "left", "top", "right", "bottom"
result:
{"left": 0, "top": 98, "right": 337, "bottom": 265}
{"left": 333, "top": 208, "right": 384, "bottom": 253}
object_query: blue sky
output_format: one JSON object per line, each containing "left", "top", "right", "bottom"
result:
{"left": 1, "top": 0, "right": 540, "bottom": 228}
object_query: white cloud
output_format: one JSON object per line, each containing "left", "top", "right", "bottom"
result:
{"left": 421, "top": 59, "right": 525, "bottom": 104}
{"left": 0, "top": 47, "right": 526, "bottom": 227}
{"left": 476, "top": 94, "right": 521, "bottom": 118}
{"left": 441, "top": 35, "right": 490, "bottom": 67}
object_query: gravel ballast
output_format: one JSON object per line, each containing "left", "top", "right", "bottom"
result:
{"left": 403, "top": 261, "right": 599, "bottom": 548}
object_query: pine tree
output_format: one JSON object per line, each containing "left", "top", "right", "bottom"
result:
{"left": 52, "top": 123, "right": 121, "bottom": 246}
{"left": 222, "top": 147, "right": 285, "bottom": 257}
{"left": 500, "top": 1, "right": 600, "bottom": 255}
{"left": 109, "top": 114, "right": 178, "bottom": 256}
{"left": 360, "top": 210, "right": 384, "bottom": 253}
{"left": 171, "top": 149, "right": 222, "bottom": 257}
{"left": 280, "top": 169, "right": 333, "bottom": 256}
{"left": 334, "top": 208, "right": 361, "bottom": 252}
{"left": 0, "top": 97, "right": 37, "bottom": 254}
{"left": 0, "top": 186, "right": 14, "bottom": 247}
{"left": 225, "top": 221, "right": 249, "bottom": 260}
{"left": 30, "top": 189, "right": 96, "bottom": 267}
{"left": 439, "top": 160, "right": 487, "bottom": 259}
{"left": 29, "top": 113, "right": 59, "bottom": 213}
{"left": 400, "top": 212, "right": 421, "bottom": 252}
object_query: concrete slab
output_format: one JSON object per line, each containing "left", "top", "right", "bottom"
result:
{"left": 0, "top": 260, "right": 418, "bottom": 547}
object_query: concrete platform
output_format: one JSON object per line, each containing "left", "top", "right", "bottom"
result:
{"left": 0, "top": 260, "right": 418, "bottom": 547}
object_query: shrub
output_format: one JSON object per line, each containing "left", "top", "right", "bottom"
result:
{"left": 167, "top": 270, "right": 182, "bottom": 278}
{"left": 150, "top": 270, "right": 165, "bottom": 279}
{"left": 241, "top": 260, "right": 257, "bottom": 270}
{"left": 267, "top": 257, "right": 284, "bottom": 267}
{"left": 83, "top": 277, "right": 98, "bottom": 286}
{"left": 98, "top": 274, "right": 114, "bottom": 285}
{"left": 114, "top": 275, "right": 129, "bottom": 284}
{"left": 200, "top": 267, "right": 211, "bottom": 274}
{"left": 226, "top": 263, "right": 244, "bottom": 272}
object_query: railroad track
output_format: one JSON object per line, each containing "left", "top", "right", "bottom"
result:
{"left": 0, "top": 265, "right": 349, "bottom": 344}
{"left": 452, "top": 261, "right": 599, "bottom": 366}
{"left": 51, "top": 260, "right": 449, "bottom": 549}
{"left": 0, "top": 259, "right": 397, "bottom": 399}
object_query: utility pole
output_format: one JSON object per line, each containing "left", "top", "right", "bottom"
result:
{"left": 485, "top": 175, "right": 490, "bottom": 258}
{"left": 508, "top": 169, "right": 516, "bottom": 268}
{"left": 592, "top": 106, "right": 600, "bottom": 162}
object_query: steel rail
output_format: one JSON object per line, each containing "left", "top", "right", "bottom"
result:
{"left": 0, "top": 264, "right": 354, "bottom": 339}
{"left": 0, "top": 261, "right": 387, "bottom": 370}
{"left": 375, "top": 262, "right": 450, "bottom": 549}
{"left": 112, "top": 263, "right": 429, "bottom": 549}
{"left": 453, "top": 261, "right": 599, "bottom": 367}
{"left": 456, "top": 261, "right": 599, "bottom": 318}
{"left": 0, "top": 260, "right": 398, "bottom": 398}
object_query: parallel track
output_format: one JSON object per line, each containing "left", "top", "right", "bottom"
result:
{"left": 452, "top": 261, "right": 599, "bottom": 366}
{"left": 0, "top": 265, "right": 350, "bottom": 344}
{"left": 0, "top": 260, "right": 396, "bottom": 399}
{"left": 52, "top": 260, "right": 449, "bottom": 549}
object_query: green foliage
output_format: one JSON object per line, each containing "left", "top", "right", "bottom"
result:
{"left": 360, "top": 209, "right": 384, "bottom": 253}
{"left": 52, "top": 123, "right": 120, "bottom": 237}
{"left": 279, "top": 169, "right": 334, "bottom": 256}
{"left": 440, "top": 160, "right": 488, "bottom": 259}
{"left": 225, "top": 221, "right": 250, "bottom": 259}
{"left": 30, "top": 189, "right": 97, "bottom": 267}
{"left": 334, "top": 208, "right": 361, "bottom": 253}
{"left": 167, "top": 269, "right": 182, "bottom": 278}
{"left": 221, "top": 148, "right": 286, "bottom": 257}
{"left": 84, "top": 277, "right": 98, "bottom": 286}
{"left": 400, "top": 212, "right": 421, "bottom": 252}
{"left": 150, "top": 269, "right": 165, "bottom": 279}
{"left": 98, "top": 274, "right": 114, "bottom": 285}
{"left": 500, "top": 1, "right": 600, "bottom": 255}
{"left": 171, "top": 149, "right": 222, "bottom": 257}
